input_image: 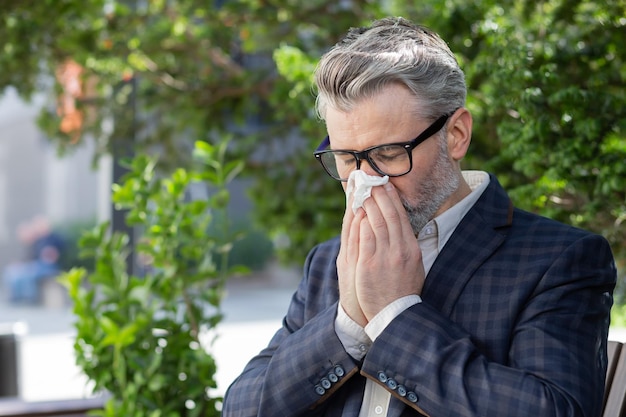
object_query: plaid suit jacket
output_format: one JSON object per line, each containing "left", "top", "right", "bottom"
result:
{"left": 223, "top": 174, "right": 616, "bottom": 417}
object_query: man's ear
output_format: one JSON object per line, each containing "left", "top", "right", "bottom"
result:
{"left": 447, "top": 108, "right": 473, "bottom": 161}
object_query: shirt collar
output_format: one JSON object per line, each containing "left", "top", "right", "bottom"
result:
{"left": 418, "top": 170, "right": 490, "bottom": 252}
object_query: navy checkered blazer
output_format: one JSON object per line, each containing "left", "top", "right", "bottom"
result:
{"left": 223, "top": 174, "right": 616, "bottom": 417}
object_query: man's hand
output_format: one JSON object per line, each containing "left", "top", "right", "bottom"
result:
{"left": 351, "top": 182, "right": 425, "bottom": 322}
{"left": 337, "top": 193, "right": 368, "bottom": 326}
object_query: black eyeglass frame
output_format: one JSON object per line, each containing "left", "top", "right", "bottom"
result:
{"left": 314, "top": 113, "right": 452, "bottom": 181}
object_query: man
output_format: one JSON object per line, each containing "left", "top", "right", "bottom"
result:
{"left": 3, "top": 216, "right": 65, "bottom": 304}
{"left": 222, "top": 17, "right": 616, "bottom": 417}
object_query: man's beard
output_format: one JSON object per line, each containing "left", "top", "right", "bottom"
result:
{"left": 401, "top": 137, "right": 460, "bottom": 235}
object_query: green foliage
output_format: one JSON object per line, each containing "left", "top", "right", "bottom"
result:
{"left": 464, "top": 1, "right": 626, "bottom": 235}
{"left": 207, "top": 215, "right": 274, "bottom": 272}
{"left": 55, "top": 218, "right": 98, "bottom": 272}
{"left": 611, "top": 303, "right": 626, "bottom": 329}
{"left": 0, "top": 0, "right": 385, "bottom": 263}
{"left": 59, "top": 140, "right": 245, "bottom": 416}
{"left": 1, "top": 0, "right": 624, "bottom": 282}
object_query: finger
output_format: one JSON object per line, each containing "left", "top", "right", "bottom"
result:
{"left": 339, "top": 191, "right": 356, "bottom": 257}
{"left": 361, "top": 185, "right": 395, "bottom": 246}
{"left": 339, "top": 204, "right": 364, "bottom": 277}
{"left": 358, "top": 214, "right": 376, "bottom": 259}
{"left": 374, "top": 182, "right": 414, "bottom": 243}
{"left": 348, "top": 209, "right": 365, "bottom": 256}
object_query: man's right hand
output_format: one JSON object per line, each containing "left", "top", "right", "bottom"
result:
{"left": 337, "top": 194, "right": 368, "bottom": 327}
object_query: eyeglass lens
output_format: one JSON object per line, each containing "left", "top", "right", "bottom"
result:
{"left": 319, "top": 144, "right": 410, "bottom": 180}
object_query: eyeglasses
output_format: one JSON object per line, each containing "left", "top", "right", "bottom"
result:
{"left": 314, "top": 113, "right": 450, "bottom": 181}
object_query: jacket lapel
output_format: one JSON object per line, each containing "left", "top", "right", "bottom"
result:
{"left": 421, "top": 174, "right": 513, "bottom": 317}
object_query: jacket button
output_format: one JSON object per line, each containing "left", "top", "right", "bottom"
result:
{"left": 377, "top": 371, "right": 388, "bottom": 383}
{"left": 334, "top": 365, "right": 345, "bottom": 377}
{"left": 320, "top": 378, "right": 331, "bottom": 389}
{"left": 397, "top": 385, "right": 407, "bottom": 397}
{"left": 315, "top": 385, "right": 326, "bottom": 396}
{"left": 328, "top": 372, "right": 338, "bottom": 383}
{"left": 407, "top": 391, "right": 419, "bottom": 403}
{"left": 386, "top": 378, "right": 398, "bottom": 390}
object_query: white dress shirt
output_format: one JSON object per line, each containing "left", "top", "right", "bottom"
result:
{"left": 334, "top": 171, "right": 490, "bottom": 416}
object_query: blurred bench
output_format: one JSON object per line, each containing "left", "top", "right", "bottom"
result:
{"left": 0, "top": 397, "right": 105, "bottom": 417}
{"left": 0, "top": 324, "right": 19, "bottom": 398}
{"left": 604, "top": 340, "right": 626, "bottom": 417}
{"left": 0, "top": 323, "right": 103, "bottom": 417}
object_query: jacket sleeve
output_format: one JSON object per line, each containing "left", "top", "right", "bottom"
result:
{"left": 222, "top": 243, "right": 359, "bottom": 417}
{"left": 360, "top": 233, "right": 616, "bottom": 417}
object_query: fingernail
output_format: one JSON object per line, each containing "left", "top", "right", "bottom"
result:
{"left": 384, "top": 182, "right": 393, "bottom": 191}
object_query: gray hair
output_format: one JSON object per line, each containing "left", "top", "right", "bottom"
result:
{"left": 314, "top": 17, "right": 466, "bottom": 121}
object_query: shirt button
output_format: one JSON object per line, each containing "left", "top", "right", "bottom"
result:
{"left": 334, "top": 365, "right": 345, "bottom": 377}
{"left": 377, "top": 371, "right": 388, "bottom": 383}
{"left": 315, "top": 385, "right": 326, "bottom": 396}
{"left": 386, "top": 378, "right": 398, "bottom": 390}
{"left": 374, "top": 405, "right": 384, "bottom": 415}
{"left": 359, "top": 344, "right": 368, "bottom": 353}
{"left": 320, "top": 378, "right": 331, "bottom": 389}
{"left": 407, "top": 391, "right": 419, "bottom": 403}
{"left": 328, "top": 372, "right": 338, "bottom": 383}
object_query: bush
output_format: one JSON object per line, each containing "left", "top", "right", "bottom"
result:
{"left": 60, "top": 140, "right": 245, "bottom": 416}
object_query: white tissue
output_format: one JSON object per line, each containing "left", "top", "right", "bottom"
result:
{"left": 346, "top": 170, "right": 389, "bottom": 213}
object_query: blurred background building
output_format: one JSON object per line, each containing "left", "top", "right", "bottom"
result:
{"left": 0, "top": 88, "right": 107, "bottom": 281}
